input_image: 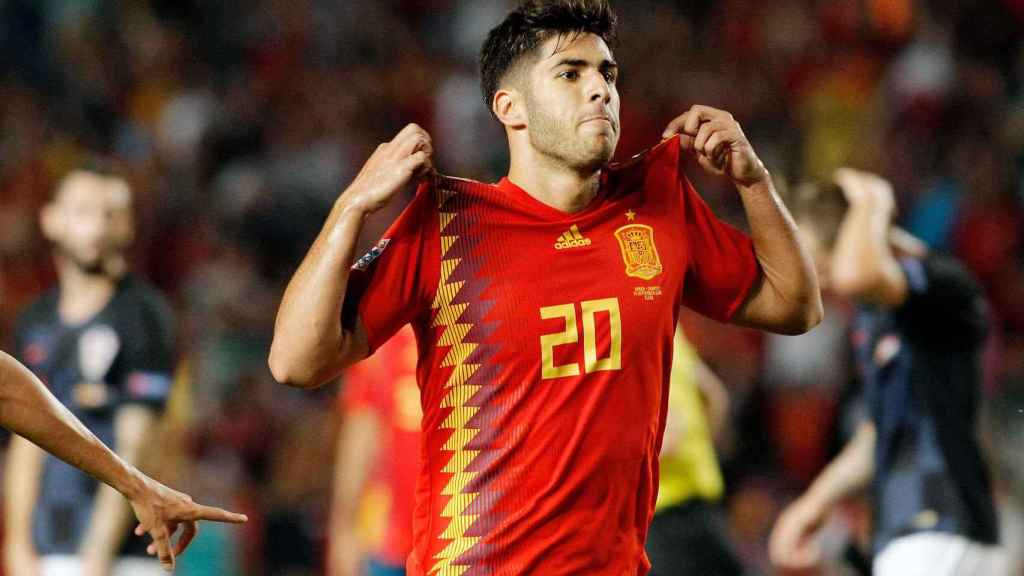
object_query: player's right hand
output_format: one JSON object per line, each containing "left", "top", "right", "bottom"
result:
{"left": 343, "top": 123, "right": 434, "bottom": 215}
{"left": 128, "top": 473, "right": 247, "bottom": 572}
{"left": 768, "top": 495, "right": 829, "bottom": 572}
{"left": 3, "top": 539, "right": 40, "bottom": 576}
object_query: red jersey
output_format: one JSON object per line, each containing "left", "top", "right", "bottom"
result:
{"left": 343, "top": 136, "right": 759, "bottom": 575}
{"left": 342, "top": 325, "right": 421, "bottom": 566}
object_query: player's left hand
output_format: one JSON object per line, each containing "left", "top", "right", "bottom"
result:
{"left": 127, "top": 473, "right": 248, "bottom": 572}
{"left": 663, "top": 105, "right": 769, "bottom": 187}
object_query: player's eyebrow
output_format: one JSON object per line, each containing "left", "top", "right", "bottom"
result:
{"left": 550, "top": 58, "right": 619, "bottom": 71}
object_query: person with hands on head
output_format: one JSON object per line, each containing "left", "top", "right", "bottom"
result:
{"left": 0, "top": 352, "right": 246, "bottom": 574}
{"left": 271, "top": 2, "right": 820, "bottom": 574}
{"left": 769, "top": 168, "right": 1005, "bottom": 576}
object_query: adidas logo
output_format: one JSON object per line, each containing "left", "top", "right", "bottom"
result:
{"left": 554, "top": 225, "right": 592, "bottom": 250}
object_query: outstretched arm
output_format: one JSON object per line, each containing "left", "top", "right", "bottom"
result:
{"left": 269, "top": 124, "right": 434, "bottom": 389}
{"left": 663, "top": 105, "right": 823, "bottom": 335}
{"left": 769, "top": 421, "right": 876, "bottom": 571}
{"left": 0, "top": 352, "right": 247, "bottom": 571}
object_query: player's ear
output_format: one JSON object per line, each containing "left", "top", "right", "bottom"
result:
{"left": 493, "top": 87, "right": 527, "bottom": 130}
{"left": 39, "top": 202, "right": 61, "bottom": 242}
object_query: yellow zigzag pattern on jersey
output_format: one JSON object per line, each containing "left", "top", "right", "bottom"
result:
{"left": 430, "top": 185, "right": 481, "bottom": 576}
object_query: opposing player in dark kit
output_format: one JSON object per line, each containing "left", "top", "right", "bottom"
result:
{"left": 770, "top": 168, "right": 1006, "bottom": 576}
{"left": 5, "top": 166, "right": 244, "bottom": 576}
{"left": 271, "top": 1, "right": 821, "bottom": 573}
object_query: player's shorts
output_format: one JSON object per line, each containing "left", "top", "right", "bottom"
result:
{"left": 873, "top": 532, "right": 1007, "bottom": 576}
{"left": 42, "top": 555, "right": 164, "bottom": 576}
{"left": 645, "top": 499, "right": 746, "bottom": 576}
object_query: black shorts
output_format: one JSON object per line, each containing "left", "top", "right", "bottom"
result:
{"left": 646, "top": 499, "right": 746, "bottom": 576}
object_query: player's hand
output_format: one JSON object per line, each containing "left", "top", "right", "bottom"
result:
{"left": 343, "top": 123, "right": 435, "bottom": 215}
{"left": 127, "top": 473, "right": 248, "bottom": 572}
{"left": 663, "top": 105, "right": 769, "bottom": 187}
{"left": 834, "top": 167, "right": 895, "bottom": 217}
{"left": 3, "top": 539, "right": 40, "bottom": 576}
{"left": 768, "top": 495, "right": 830, "bottom": 572}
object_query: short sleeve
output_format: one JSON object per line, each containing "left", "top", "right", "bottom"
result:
{"left": 676, "top": 162, "right": 761, "bottom": 323}
{"left": 117, "top": 292, "right": 175, "bottom": 409}
{"left": 342, "top": 182, "right": 438, "bottom": 354}
{"left": 894, "top": 255, "right": 989, "bottom": 350}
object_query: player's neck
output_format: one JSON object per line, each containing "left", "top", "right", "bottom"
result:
{"left": 55, "top": 256, "right": 119, "bottom": 325}
{"left": 507, "top": 156, "right": 601, "bottom": 214}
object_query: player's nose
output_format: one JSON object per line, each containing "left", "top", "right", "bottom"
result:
{"left": 586, "top": 72, "right": 611, "bottom": 104}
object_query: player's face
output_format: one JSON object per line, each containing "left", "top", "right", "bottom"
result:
{"left": 45, "top": 173, "right": 134, "bottom": 274}
{"left": 524, "top": 32, "right": 620, "bottom": 171}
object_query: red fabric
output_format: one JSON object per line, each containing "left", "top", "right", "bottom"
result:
{"left": 347, "top": 136, "right": 759, "bottom": 575}
{"left": 342, "top": 326, "right": 421, "bottom": 566}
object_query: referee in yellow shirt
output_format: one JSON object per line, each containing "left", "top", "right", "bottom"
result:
{"left": 646, "top": 326, "right": 747, "bottom": 576}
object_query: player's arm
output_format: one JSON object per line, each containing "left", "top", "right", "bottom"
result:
{"left": 328, "top": 409, "right": 381, "bottom": 576}
{"left": 0, "top": 352, "right": 247, "bottom": 571}
{"left": 694, "top": 354, "right": 730, "bottom": 445}
{"left": 830, "top": 168, "right": 909, "bottom": 307}
{"left": 79, "top": 405, "right": 159, "bottom": 576}
{"left": 3, "top": 433, "right": 43, "bottom": 575}
{"left": 768, "top": 421, "right": 876, "bottom": 571}
{"left": 269, "top": 124, "right": 433, "bottom": 389}
{"left": 663, "top": 105, "right": 822, "bottom": 335}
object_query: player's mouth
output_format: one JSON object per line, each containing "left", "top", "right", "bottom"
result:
{"left": 579, "top": 115, "right": 616, "bottom": 131}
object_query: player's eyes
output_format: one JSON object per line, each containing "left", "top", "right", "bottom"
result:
{"left": 602, "top": 70, "right": 618, "bottom": 83}
{"left": 559, "top": 70, "right": 580, "bottom": 81}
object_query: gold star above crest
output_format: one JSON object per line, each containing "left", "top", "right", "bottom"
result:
{"left": 625, "top": 210, "right": 637, "bottom": 221}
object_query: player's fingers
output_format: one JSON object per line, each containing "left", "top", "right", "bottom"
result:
{"left": 135, "top": 523, "right": 146, "bottom": 537}
{"left": 402, "top": 150, "right": 432, "bottom": 175}
{"left": 682, "top": 104, "right": 727, "bottom": 135}
{"left": 191, "top": 503, "right": 249, "bottom": 524}
{"left": 661, "top": 113, "right": 689, "bottom": 139}
{"left": 148, "top": 526, "right": 175, "bottom": 571}
{"left": 173, "top": 521, "right": 199, "bottom": 556}
{"left": 704, "top": 130, "right": 734, "bottom": 165}
{"left": 392, "top": 124, "right": 432, "bottom": 155}
{"left": 390, "top": 123, "right": 425, "bottom": 145}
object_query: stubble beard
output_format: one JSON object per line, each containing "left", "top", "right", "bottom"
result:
{"left": 525, "top": 98, "right": 615, "bottom": 174}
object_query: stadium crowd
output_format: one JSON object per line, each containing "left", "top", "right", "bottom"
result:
{"left": 0, "top": 0, "right": 1022, "bottom": 574}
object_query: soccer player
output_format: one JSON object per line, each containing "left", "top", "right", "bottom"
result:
{"left": 769, "top": 169, "right": 1005, "bottom": 576}
{"left": 646, "top": 326, "right": 745, "bottom": 576}
{"left": 329, "top": 326, "right": 420, "bottom": 576}
{"left": 0, "top": 351, "right": 246, "bottom": 573}
{"left": 270, "top": 1, "right": 822, "bottom": 573}
{"left": 4, "top": 164, "right": 216, "bottom": 576}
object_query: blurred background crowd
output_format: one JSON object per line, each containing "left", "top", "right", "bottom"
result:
{"left": 0, "top": 0, "right": 1022, "bottom": 574}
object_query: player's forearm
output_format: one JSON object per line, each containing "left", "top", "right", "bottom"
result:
{"left": 0, "top": 353, "right": 145, "bottom": 499}
{"left": 79, "top": 406, "right": 158, "bottom": 562}
{"left": 736, "top": 176, "right": 823, "bottom": 333}
{"left": 831, "top": 201, "right": 904, "bottom": 303}
{"left": 332, "top": 411, "right": 379, "bottom": 521}
{"left": 3, "top": 435, "right": 44, "bottom": 545}
{"left": 803, "top": 422, "right": 875, "bottom": 510}
{"left": 270, "top": 196, "right": 370, "bottom": 388}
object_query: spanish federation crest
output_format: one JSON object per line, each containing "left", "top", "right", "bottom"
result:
{"left": 614, "top": 224, "right": 663, "bottom": 280}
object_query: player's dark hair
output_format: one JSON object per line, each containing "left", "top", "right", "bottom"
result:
{"left": 479, "top": 0, "right": 617, "bottom": 116}
{"left": 788, "top": 180, "right": 849, "bottom": 250}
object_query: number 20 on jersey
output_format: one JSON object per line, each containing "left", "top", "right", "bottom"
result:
{"left": 539, "top": 298, "right": 622, "bottom": 380}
